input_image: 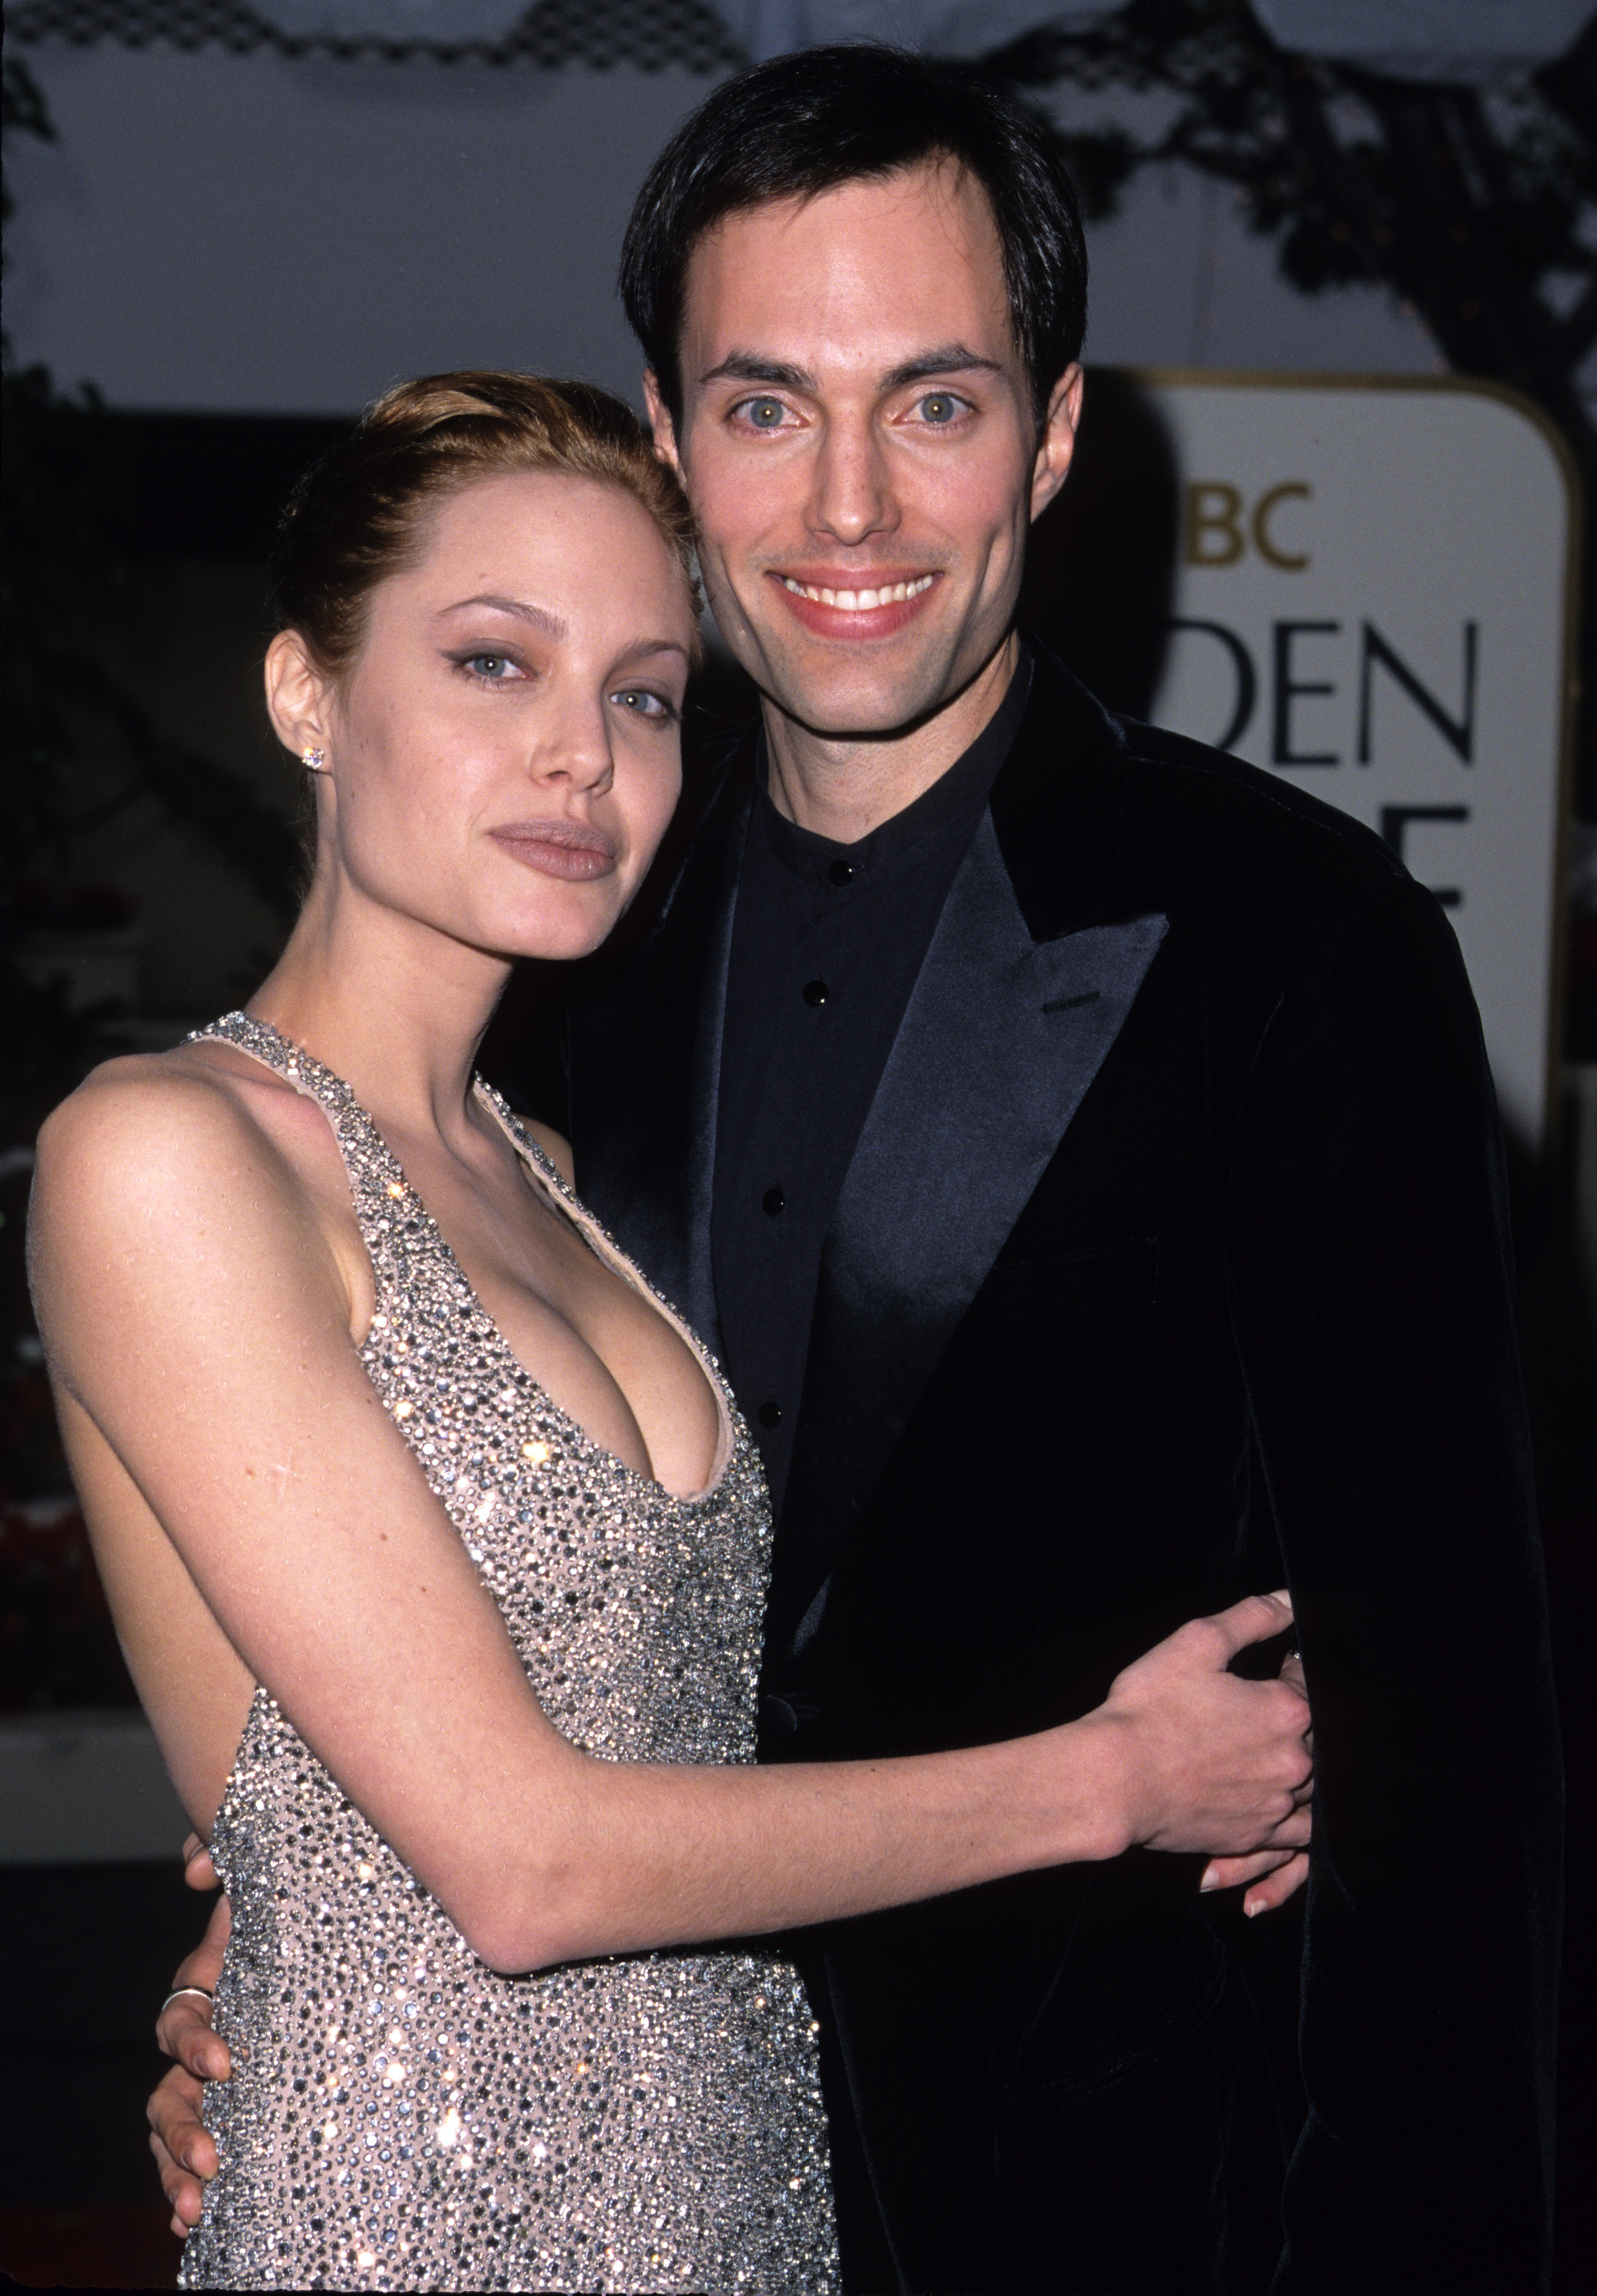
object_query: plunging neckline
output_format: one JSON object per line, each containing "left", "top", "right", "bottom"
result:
{"left": 200, "top": 1013, "right": 735, "bottom": 1508}
{"left": 468, "top": 1073, "right": 734, "bottom": 1505}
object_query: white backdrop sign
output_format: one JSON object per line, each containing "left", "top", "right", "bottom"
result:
{"left": 1134, "top": 373, "right": 1577, "bottom": 1150}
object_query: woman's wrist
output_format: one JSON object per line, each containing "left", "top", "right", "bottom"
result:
{"left": 1024, "top": 1713, "right": 1141, "bottom": 1870}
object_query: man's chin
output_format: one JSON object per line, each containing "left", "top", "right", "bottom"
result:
{"left": 749, "top": 650, "right": 973, "bottom": 747}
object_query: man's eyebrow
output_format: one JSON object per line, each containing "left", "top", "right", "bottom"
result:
{"left": 878, "top": 346, "right": 1007, "bottom": 392}
{"left": 437, "top": 593, "right": 568, "bottom": 638}
{"left": 698, "top": 352, "right": 815, "bottom": 392}
{"left": 696, "top": 345, "right": 1007, "bottom": 395}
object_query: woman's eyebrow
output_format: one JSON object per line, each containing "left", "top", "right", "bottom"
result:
{"left": 616, "top": 639, "right": 690, "bottom": 666}
{"left": 437, "top": 593, "right": 568, "bottom": 638}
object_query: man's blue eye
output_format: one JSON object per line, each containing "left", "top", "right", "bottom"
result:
{"left": 918, "top": 394, "right": 961, "bottom": 424}
{"left": 744, "top": 400, "right": 787, "bottom": 429}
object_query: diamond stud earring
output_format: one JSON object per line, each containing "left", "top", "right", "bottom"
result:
{"left": 302, "top": 747, "right": 327, "bottom": 772}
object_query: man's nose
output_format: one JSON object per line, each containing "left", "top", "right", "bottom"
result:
{"left": 808, "top": 417, "right": 898, "bottom": 547}
{"left": 531, "top": 693, "right": 614, "bottom": 794}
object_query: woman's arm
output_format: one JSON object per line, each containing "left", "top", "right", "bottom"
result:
{"left": 31, "top": 1065, "right": 1310, "bottom": 1977}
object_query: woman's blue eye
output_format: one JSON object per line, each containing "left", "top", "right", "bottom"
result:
{"left": 467, "top": 654, "right": 513, "bottom": 678}
{"left": 611, "top": 687, "right": 672, "bottom": 720}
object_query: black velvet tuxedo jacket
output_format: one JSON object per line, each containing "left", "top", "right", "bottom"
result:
{"left": 536, "top": 648, "right": 1561, "bottom": 2294}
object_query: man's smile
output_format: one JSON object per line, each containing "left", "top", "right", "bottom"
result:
{"left": 768, "top": 567, "right": 942, "bottom": 641}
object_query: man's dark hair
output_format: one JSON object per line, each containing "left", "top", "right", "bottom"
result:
{"left": 619, "top": 44, "right": 1087, "bottom": 430}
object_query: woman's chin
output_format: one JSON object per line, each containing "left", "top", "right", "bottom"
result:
{"left": 481, "top": 905, "right": 624, "bottom": 967}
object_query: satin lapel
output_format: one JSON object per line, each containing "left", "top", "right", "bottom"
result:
{"left": 661, "top": 806, "right": 741, "bottom": 1361}
{"left": 569, "top": 762, "right": 753, "bottom": 1363}
{"left": 771, "top": 810, "right": 1168, "bottom": 1651}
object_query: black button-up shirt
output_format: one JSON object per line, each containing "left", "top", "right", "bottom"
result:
{"left": 712, "top": 651, "right": 1032, "bottom": 1516}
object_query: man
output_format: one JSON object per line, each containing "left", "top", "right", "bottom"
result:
{"left": 148, "top": 45, "right": 1559, "bottom": 2294}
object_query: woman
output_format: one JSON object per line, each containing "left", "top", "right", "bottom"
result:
{"left": 29, "top": 373, "right": 1311, "bottom": 2294}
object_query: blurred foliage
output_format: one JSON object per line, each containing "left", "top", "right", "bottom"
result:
{"left": 986, "top": 0, "right": 1597, "bottom": 814}
{"left": 2, "top": 353, "right": 300, "bottom": 910}
{"left": 1, "top": 57, "right": 298, "bottom": 1061}
{"left": 1, "top": 62, "right": 292, "bottom": 1714}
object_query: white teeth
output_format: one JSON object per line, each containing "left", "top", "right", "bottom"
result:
{"left": 781, "top": 575, "right": 935, "bottom": 610}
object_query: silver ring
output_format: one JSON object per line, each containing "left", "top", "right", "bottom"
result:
{"left": 161, "top": 1985, "right": 215, "bottom": 2017}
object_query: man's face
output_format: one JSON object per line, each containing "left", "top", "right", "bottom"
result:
{"left": 647, "top": 161, "right": 1080, "bottom": 743}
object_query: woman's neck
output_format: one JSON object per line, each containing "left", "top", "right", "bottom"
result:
{"left": 247, "top": 874, "right": 511, "bottom": 1150}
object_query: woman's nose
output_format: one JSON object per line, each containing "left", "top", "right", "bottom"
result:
{"left": 531, "top": 696, "right": 614, "bottom": 794}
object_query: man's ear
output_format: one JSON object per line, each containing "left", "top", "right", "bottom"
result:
{"left": 265, "top": 628, "right": 334, "bottom": 765}
{"left": 642, "top": 369, "right": 686, "bottom": 482}
{"left": 1030, "top": 363, "right": 1084, "bottom": 523}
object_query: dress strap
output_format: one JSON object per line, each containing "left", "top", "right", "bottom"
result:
{"left": 189, "top": 1010, "right": 434, "bottom": 1266}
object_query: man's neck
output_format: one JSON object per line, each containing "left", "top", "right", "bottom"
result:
{"left": 761, "top": 632, "right": 1020, "bottom": 844}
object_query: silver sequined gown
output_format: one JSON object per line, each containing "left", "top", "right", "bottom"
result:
{"left": 178, "top": 1013, "right": 839, "bottom": 2295}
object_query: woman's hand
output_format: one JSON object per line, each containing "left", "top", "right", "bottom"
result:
{"left": 1084, "top": 1592, "right": 1313, "bottom": 1870}
{"left": 1200, "top": 1845, "right": 1310, "bottom": 1916}
{"left": 149, "top": 1838, "right": 231, "bottom": 2236}
{"left": 1198, "top": 1644, "right": 1312, "bottom": 1914}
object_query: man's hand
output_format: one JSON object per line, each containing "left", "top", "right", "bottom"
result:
{"left": 150, "top": 1835, "right": 232, "bottom": 2237}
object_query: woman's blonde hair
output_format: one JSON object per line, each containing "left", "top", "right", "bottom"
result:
{"left": 269, "top": 370, "right": 698, "bottom": 675}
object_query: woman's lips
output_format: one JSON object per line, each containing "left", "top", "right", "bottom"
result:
{"left": 769, "top": 569, "right": 940, "bottom": 642}
{"left": 489, "top": 820, "right": 618, "bottom": 882}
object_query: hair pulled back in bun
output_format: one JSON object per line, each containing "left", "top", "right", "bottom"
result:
{"left": 269, "top": 370, "right": 698, "bottom": 677}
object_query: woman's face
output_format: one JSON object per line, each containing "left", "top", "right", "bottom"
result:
{"left": 283, "top": 471, "right": 696, "bottom": 965}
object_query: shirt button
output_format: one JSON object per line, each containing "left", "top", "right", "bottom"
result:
{"left": 826, "top": 859, "right": 854, "bottom": 887}
{"left": 758, "top": 1399, "right": 783, "bottom": 1430}
{"left": 762, "top": 1186, "right": 786, "bottom": 1216}
{"left": 802, "top": 979, "right": 828, "bottom": 1006}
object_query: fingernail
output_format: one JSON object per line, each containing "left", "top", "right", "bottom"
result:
{"left": 1198, "top": 1874, "right": 1218, "bottom": 1893}
{"left": 1244, "top": 1896, "right": 1263, "bottom": 1917}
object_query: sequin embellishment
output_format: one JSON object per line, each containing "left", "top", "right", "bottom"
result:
{"left": 178, "top": 1013, "right": 838, "bottom": 2294}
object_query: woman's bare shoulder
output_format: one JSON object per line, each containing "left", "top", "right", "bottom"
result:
{"left": 31, "top": 1041, "right": 344, "bottom": 1319}
{"left": 37, "top": 1042, "right": 301, "bottom": 1200}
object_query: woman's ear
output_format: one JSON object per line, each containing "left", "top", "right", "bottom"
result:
{"left": 265, "top": 629, "right": 334, "bottom": 765}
